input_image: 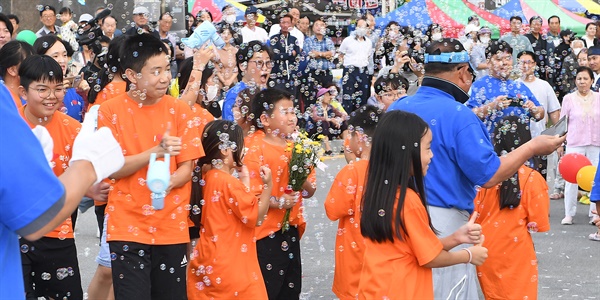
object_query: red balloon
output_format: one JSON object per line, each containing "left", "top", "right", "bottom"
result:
{"left": 559, "top": 153, "right": 592, "bottom": 183}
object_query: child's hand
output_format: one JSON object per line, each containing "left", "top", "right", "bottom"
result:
{"left": 467, "top": 235, "right": 487, "bottom": 266}
{"left": 454, "top": 213, "right": 483, "bottom": 245}
{"left": 158, "top": 122, "right": 182, "bottom": 157}
{"left": 87, "top": 182, "right": 111, "bottom": 202}
{"left": 259, "top": 166, "right": 272, "bottom": 186}
{"left": 193, "top": 44, "right": 215, "bottom": 68}
{"left": 279, "top": 192, "right": 299, "bottom": 209}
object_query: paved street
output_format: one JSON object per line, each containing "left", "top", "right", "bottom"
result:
{"left": 74, "top": 152, "right": 599, "bottom": 299}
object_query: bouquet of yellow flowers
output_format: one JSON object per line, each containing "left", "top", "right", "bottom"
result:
{"left": 281, "top": 131, "right": 325, "bottom": 233}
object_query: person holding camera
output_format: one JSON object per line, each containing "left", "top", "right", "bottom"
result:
{"left": 467, "top": 40, "right": 545, "bottom": 138}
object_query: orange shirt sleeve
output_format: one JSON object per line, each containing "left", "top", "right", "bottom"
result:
{"left": 226, "top": 172, "right": 260, "bottom": 228}
{"left": 175, "top": 98, "right": 204, "bottom": 163}
{"left": 522, "top": 168, "right": 551, "bottom": 232}
{"left": 191, "top": 103, "right": 215, "bottom": 137}
{"left": 325, "top": 164, "right": 359, "bottom": 221}
{"left": 402, "top": 190, "right": 444, "bottom": 266}
{"left": 244, "top": 134, "right": 266, "bottom": 197}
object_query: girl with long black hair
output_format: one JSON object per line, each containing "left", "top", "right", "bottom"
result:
{"left": 358, "top": 110, "right": 488, "bottom": 299}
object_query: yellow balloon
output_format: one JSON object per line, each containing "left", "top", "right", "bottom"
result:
{"left": 576, "top": 166, "right": 597, "bottom": 191}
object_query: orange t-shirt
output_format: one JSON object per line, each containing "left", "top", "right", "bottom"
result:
{"left": 358, "top": 188, "right": 443, "bottom": 300}
{"left": 243, "top": 130, "right": 316, "bottom": 240}
{"left": 324, "top": 159, "right": 368, "bottom": 300}
{"left": 20, "top": 107, "right": 81, "bottom": 239}
{"left": 91, "top": 81, "right": 126, "bottom": 206}
{"left": 191, "top": 103, "right": 215, "bottom": 136}
{"left": 474, "top": 166, "right": 550, "bottom": 300}
{"left": 90, "top": 81, "right": 127, "bottom": 109}
{"left": 187, "top": 169, "right": 267, "bottom": 299}
{"left": 97, "top": 93, "right": 203, "bottom": 245}
{"left": 10, "top": 89, "right": 23, "bottom": 110}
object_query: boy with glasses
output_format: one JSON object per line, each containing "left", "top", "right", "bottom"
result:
{"left": 222, "top": 40, "right": 273, "bottom": 121}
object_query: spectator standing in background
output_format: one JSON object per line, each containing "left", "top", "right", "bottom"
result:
{"left": 241, "top": 6, "right": 268, "bottom": 44}
{"left": 36, "top": 5, "right": 60, "bottom": 37}
{"left": 125, "top": 6, "right": 150, "bottom": 35}
{"left": 302, "top": 18, "right": 336, "bottom": 110}
{"left": 269, "top": 8, "right": 304, "bottom": 50}
{"left": 338, "top": 17, "right": 372, "bottom": 113}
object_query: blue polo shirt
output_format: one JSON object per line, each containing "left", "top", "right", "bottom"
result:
{"left": 0, "top": 84, "right": 65, "bottom": 299}
{"left": 467, "top": 75, "right": 541, "bottom": 137}
{"left": 63, "top": 88, "right": 84, "bottom": 122}
{"left": 388, "top": 77, "right": 501, "bottom": 213}
{"left": 590, "top": 152, "right": 600, "bottom": 202}
{"left": 222, "top": 81, "right": 247, "bottom": 121}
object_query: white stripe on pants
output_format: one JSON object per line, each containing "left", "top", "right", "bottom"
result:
{"left": 564, "top": 146, "right": 599, "bottom": 218}
{"left": 428, "top": 206, "right": 479, "bottom": 300}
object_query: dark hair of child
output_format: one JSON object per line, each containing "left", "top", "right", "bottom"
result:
{"left": 250, "top": 88, "right": 293, "bottom": 130}
{"left": 360, "top": 110, "right": 435, "bottom": 243}
{"left": 190, "top": 120, "right": 245, "bottom": 227}
{"left": 492, "top": 115, "right": 534, "bottom": 209}
{"left": 374, "top": 74, "right": 408, "bottom": 96}
{"left": 19, "top": 54, "right": 64, "bottom": 89}
{"left": 119, "top": 33, "right": 168, "bottom": 74}
{"left": 88, "top": 35, "right": 127, "bottom": 104}
{"left": 0, "top": 40, "right": 34, "bottom": 78}
{"left": 347, "top": 105, "right": 383, "bottom": 138}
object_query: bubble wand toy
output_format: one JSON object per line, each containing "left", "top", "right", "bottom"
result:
{"left": 147, "top": 153, "right": 170, "bottom": 210}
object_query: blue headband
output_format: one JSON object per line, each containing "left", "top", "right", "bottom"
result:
{"left": 424, "top": 51, "right": 470, "bottom": 64}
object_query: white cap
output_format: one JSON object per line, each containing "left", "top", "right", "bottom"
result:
{"left": 78, "top": 13, "right": 93, "bottom": 23}
{"left": 133, "top": 6, "right": 150, "bottom": 15}
{"left": 464, "top": 24, "right": 480, "bottom": 35}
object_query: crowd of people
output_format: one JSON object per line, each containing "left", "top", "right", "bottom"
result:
{"left": 0, "top": 3, "right": 599, "bottom": 300}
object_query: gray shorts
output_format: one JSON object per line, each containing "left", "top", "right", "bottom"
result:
{"left": 95, "top": 214, "right": 111, "bottom": 268}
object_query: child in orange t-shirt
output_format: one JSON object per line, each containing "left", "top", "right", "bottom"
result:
{"left": 172, "top": 47, "right": 215, "bottom": 255}
{"left": 244, "top": 88, "right": 317, "bottom": 299}
{"left": 324, "top": 105, "right": 382, "bottom": 300}
{"left": 96, "top": 34, "right": 202, "bottom": 299}
{"left": 357, "top": 111, "right": 488, "bottom": 300}
{"left": 17, "top": 55, "right": 86, "bottom": 299}
{"left": 87, "top": 35, "right": 128, "bottom": 110}
{"left": 474, "top": 116, "right": 550, "bottom": 300}
{"left": 187, "top": 120, "right": 273, "bottom": 299}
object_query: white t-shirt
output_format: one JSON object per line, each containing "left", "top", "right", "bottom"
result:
{"left": 268, "top": 25, "right": 304, "bottom": 49}
{"left": 339, "top": 36, "right": 373, "bottom": 68}
{"left": 241, "top": 26, "right": 269, "bottom": 44}
{"left": 583, "top": 35, "right": 595, "bottom": 48}
{"left": 518, "top": 78, "right": 561, "bottom": 137}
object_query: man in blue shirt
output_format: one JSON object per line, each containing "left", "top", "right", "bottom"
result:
{"left": 388, "top": 39, "right": 565, "bottom": 300}
{"left": 301, "top": 18, "right": 336, "bottom": 109}
{"left": 0, "top": 83, "right": 124, "bottom": 299}
{"left": 222, "top": 41, "right": 273, "bottom": 121}
{"left": 468, "top": 40, "right": 545, "bottom": 138}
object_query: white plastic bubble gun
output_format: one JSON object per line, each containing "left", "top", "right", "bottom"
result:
{"left": 147, "top": 153, "right": 170, "bottom": 210}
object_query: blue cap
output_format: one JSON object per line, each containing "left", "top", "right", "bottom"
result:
{"left": 245, "top": 6, "right": 258, "bottom": 15}
{"left": 589, "top": 46, "right": 600, "bottom": 56}
{"left": 424, "top": 51, "right": 470, "bottom": 64}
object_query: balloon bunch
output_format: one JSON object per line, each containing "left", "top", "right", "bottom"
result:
{"left": 559, "top": 153, "right": 597, "bottom": 191}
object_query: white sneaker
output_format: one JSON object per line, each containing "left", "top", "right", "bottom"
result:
{"left": 96, "top": 228, "right": 100, "bottom": 238}
{"left": 561, "top": 216, "right": 573, "bottom": 225}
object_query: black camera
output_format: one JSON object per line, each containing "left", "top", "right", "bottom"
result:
{"left": 76, "top": 9, "right": 111, "bottom": 55}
